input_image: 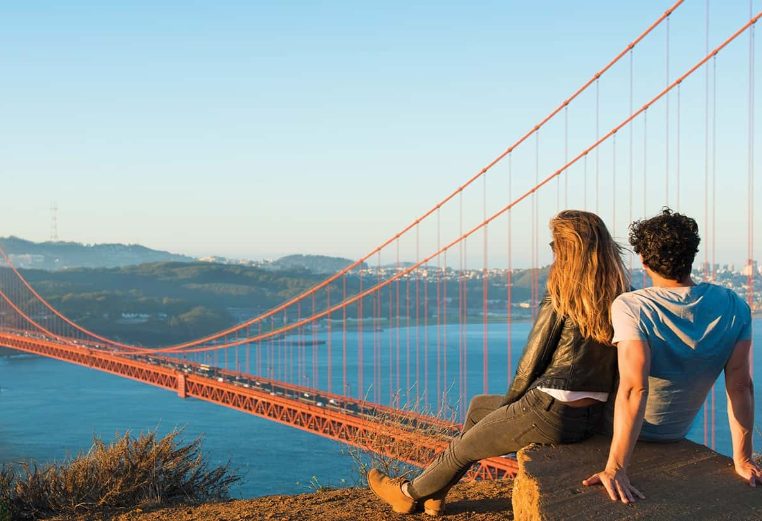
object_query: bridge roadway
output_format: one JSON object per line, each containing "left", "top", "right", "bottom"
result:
{"left": 0, "top": 329, "right": 517, "bottom": 480}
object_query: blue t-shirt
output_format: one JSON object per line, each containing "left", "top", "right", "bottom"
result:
{"left": 611, "top": 282, "right": 752, "bottom": 441}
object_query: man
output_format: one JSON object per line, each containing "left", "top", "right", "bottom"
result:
{"left": 585, "top": 208, "right": 762, "bottom": 503}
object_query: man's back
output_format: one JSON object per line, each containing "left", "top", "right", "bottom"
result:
{"left": 612, "top": 282, "right": 751, "bottom": 441}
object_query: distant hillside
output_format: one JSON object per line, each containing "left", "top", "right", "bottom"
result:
{"left": 0, "top": 236, "right": 194, "bottom": 271}
{"left": 17, "top": 262, "right": 324, "bottom": 345}
{"left": 8, "top": 260, "right": 546, "bottom": 345}
{"left": 270, "top": 254, "right": 366, "bottom": 274}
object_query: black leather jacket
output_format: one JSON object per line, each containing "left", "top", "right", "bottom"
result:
{"left": 502, "top": 296, "right": 617, "bottom": 406}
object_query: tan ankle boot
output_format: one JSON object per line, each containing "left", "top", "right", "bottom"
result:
{"left": 367, "top": 469, "right": 416, "bottom": 514}
{"left": 422, "top": 496, "right": 445, "bottom": 516}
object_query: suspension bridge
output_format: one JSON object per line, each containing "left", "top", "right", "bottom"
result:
{"left": 0, "top": 1, "right": 759, "bottom": 478}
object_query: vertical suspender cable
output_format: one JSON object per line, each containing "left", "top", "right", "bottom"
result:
{"left": 643, "top": 110, "right": 649, "bottom": 289}
{"left": 459, "top": 193, "right": 465, "bottom": 411}
{"left": 389, "top": 262, "right": 394, "bottom": 404}
{"left": 748, "top": 0, "right": 756, "bottom": 371}
{"left": 596, "top": 79, "right": 601, "bottom": 212}
{"left": 565, "top": 107, "right": 570, "bottom": 208}
{"left": 436, "top": 209, "right": 442, "bottom": 410}
{"left": 235, "top": 330, "right": 240, "bottom": 372}
{"left": 712, "top": 61, "right": 718, "bottom": 282}
{"left": 282, "top": 310, "right": 288, "bottom": 379}
{"left": 676, "top": 84, "right": 681, "bottom": 212}
{"left": 584, "top": 154, "right": 589, "bottom": 210}
{"left": 358, "top": 271, "right": 364, "bottom": 399}
{"left": 665, "top": 15, "right": 671, "bottom": 207}
{"left": 257, "top": 321, "right": 262, "bottom": 376}
{"left": 530, "top": 130, "right": 540, "bottom": 316}
{"left": 711, "top": 54, "right": 719, "bottom": 450}
{"left": 297, "top": 302, "right": 302, "bottom": 384}
{"left": 483, "top": 171, "right": 489, "bottom": 395}
{"left": 443, "top": 248, "right": 448, "bottom": 407}
{"left": 406, "top": 256, "right": 411, "bottom": 401}
{"left": 698, "top": 28, "right": 710, "bottom": 479}
{"left": 416, "top": 223, "right": 421, "bottom": 405}
{"left": 395, "top": 240, "right": 401, "bottom": 401}
{"left": 458, "top": 239, "right": 468, "bottom": 421}
{"left": 246, "top": 327, "right": 250, "bottom": 375}
{"left": 508, "top": 154, "right": 513, "bottom": 387}
{"left": 376, "top": 252, "right": 382, "bottom": 403}
{"left": 629, "top": 49, "right": 635, "bottom": 273}
{"left": 613, "top": 134, "right": 617, "bottom": 233}
{"left": 342, "top": 276, "right": 347, "bottom": 395}
{"left": 327, "top": 284, "right": 332, "bottom": 393}
{"left": 423, "top": 228, "right": 429, "bottom": 409}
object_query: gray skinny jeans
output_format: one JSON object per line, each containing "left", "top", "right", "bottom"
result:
{"left": 407, "top": 388, "right": 602, "bottom": 499}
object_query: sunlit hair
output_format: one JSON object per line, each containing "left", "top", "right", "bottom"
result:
{"left": 546, "top": 210, "right": 629, "bottom": 345}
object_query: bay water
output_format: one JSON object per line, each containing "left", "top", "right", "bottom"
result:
{"left": 1, "top": 320, "right": 760, "bottom": 498}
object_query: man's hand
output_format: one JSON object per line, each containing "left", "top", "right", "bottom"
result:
{"left": 734, "top": 458, "right": 762, "bottom": 487}
{"left": 582, "top": 467, "right": 645, "bottom": 504}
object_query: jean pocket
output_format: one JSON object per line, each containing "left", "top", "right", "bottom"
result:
{"left": 532, "top": 411, "right": 590, "bottom": 444}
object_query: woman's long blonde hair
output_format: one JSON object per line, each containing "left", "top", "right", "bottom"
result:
{"left": 546, "top": 210, "right": 629, "bottom": 344}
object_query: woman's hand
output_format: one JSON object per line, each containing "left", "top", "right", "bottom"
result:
{"left": 734, "top": 458, "right": 762, "bottom": 487}
{"left": 582, "top": 467, "right": 645, "bottom": 504}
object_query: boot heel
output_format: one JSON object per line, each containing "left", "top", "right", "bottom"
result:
{"left": 423, "top": 498, "right": 445, "bottom": 517}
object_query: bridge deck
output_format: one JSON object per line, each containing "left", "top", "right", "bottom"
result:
{"left": 0, "top": 332, "right": 517, "bottom": 480}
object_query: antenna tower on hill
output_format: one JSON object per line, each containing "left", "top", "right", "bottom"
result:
{"left": 50, "top": 202, "right": 59, "bottom": 241}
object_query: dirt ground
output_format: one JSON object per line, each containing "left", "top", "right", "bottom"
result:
{"left": 102, "top": 479, "right": 513, "bottom": 521}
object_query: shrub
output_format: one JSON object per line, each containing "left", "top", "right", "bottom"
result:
{"left": 0, "top": 430, "right": 239, "bottom": 520}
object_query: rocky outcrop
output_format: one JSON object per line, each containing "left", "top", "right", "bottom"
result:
{"left": 512, "top": 435, "right": 762, "bottom": 520}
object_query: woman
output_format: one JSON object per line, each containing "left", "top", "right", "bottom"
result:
{"left": 368, "top": 210, "right": 630, "bottom": 516}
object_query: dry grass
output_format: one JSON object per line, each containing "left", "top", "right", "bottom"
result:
{"left": 344, "top": 390, "right": 461, "bottom": 485}
{"left": 0, "top": 430, "right": 239, "bottom": 520}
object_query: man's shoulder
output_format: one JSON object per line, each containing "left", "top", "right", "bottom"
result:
{"left": 700, "top": 282, "right": 750, "bottom": 310}
{"left": 613, "top": 288, "right": 653, "bottom": 308}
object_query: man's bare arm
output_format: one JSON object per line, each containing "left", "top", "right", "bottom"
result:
{"left": 724, "top": 339, "right": 762, "bottom": 486}
{"left": 583, "top": 339, "right": 650, "bottom": 503}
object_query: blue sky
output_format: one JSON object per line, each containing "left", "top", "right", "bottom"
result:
{"left": 1, "top": 1, "right": 759, "bottom": 266}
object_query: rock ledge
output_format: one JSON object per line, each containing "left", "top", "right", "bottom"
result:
{"left": 513, "top": 435, "right": 762, "bottom": 520}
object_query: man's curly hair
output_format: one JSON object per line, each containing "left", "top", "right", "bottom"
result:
{"left": 629, "top": 208, "right": 700, "bottom": 281}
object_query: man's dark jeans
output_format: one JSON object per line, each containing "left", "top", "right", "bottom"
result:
{"left": 407, "top": 388, "right": 602, "bottom": 499}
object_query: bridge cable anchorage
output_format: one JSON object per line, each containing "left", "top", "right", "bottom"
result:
{"left": 0, "top": 1, "right": 688, "bottom": 356}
